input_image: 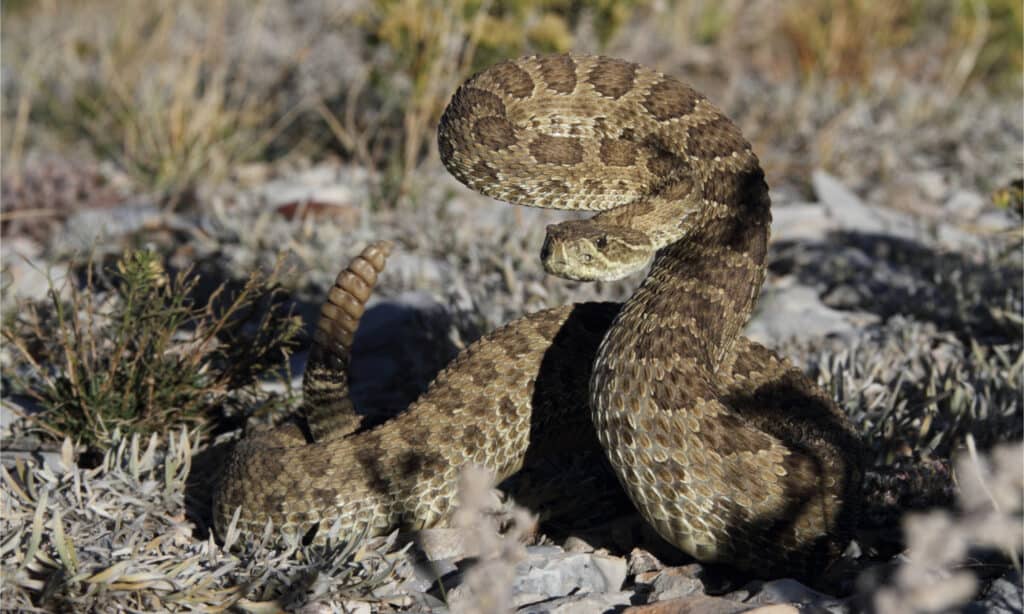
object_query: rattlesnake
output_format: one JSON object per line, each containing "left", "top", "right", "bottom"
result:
{"left": 215, "top": 54, "right": 864, "bottom": 578}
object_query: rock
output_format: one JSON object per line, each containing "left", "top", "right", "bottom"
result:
{"left": 399, "top": 553, "right": 460, "bottom": 593}
{"left": 770, "top": 203, "right": 835, "bottom": 243}
{"left": 517, "top": 590, "right": 634, "bottom": 613}
{"left": 635, "top": 564, "right": 704, "bottom": 602}
{"left": 261, "top": 164, "right": 369, "bottom": 222}
{"left": 945, "top": 190, "right": 986, "bottom": 220}
{"left": 623, "top": 593, "right": 753, "bottom": 614}
{"left": 974, "top": 209, "right": 1018, "bottom": 233}
{"left": 748, "top": 579, "right": 845, "bottom": 611}
{"left": 628, "top": 548, "right": 665, "bottom": 576}
{"left": 0, "top": 401, "right": 18, "bottom": 435}
{"left": 562, "top": 536, "right": 597, "bottom": 553}
{"left": 934, "top": 222, "right": 984, "bottom": 251}
{"left": 746, "top": 281, "right": 878, "bottom": 344}
{"left": 745, "top": 606, "right": 799, "bottom": 614}
{"left": 510, "top": 549, "right": 628, "bottom": 607}
{"left": 61, "top": 203, "right": 166, "bottom": 250}
{"left": 407, "top": 528, "right": 481, "bottom": 562}
{"left": 915, "top": 170, "right": 948, "bottom": 202}
{"left": 963, "top": 571, "right": 1024, "bottom": 614}
{"left": 812, "top": 170, "right": 918, "bottom": 239}
{"left": 1, "top": 236, "right": 67, "bottom": 303}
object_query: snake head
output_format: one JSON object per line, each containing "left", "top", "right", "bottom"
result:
{"left": 541, "top": 219, "right": 655, "bottom": 281}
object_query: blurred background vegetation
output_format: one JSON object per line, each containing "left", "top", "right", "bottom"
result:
{"left": 3, "top": 0, "right": 1021, "bottom": 209}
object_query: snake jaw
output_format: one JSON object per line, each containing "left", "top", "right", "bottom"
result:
{"left": 542, "top": 220, "right": 655, "bottom": 282}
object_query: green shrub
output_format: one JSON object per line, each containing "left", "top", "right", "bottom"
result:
{"left": 3, "top": 250, "right": 302, "bottom": 451}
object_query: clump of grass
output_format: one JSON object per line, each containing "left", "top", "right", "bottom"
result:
{"left": 2, "top": 249, "right": 302, "bottom": 452}
{"left": 2, "top": 0, "right": 300, "bottom": 208}
{"left": 1, "top": 429, "right": 405, "bottom": 611}
{"left": 806, "top": 317, "right": 1021, "bottom": 468}
{"left": 777, "top": 0, "right": 1022, "bottom": 95}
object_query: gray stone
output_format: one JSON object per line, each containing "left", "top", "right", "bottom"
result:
{"left": 749, "top": 579, "right": 843, "bottom": 609}
{"left": 260, "top": 164, "right": 369, "bottom": 209}
{"left": 945, "top": 190, "right": 986, "bottom": 220}
{"left": 517, "top": 590, "right": 634, "bottom": 613}
{"left": 964, "top": 572, "right": 1023, "bottom": 614}
{"left": 1, "top": 236, "right": 68, "bottom": 303}
{"left": 399, "top": 554, "right": 460, "bottom": 593}
{"left": 821, "top": 284, "right": 864, "bottom": 310}
{"left": 628, "top": 547, "right": 664, "bottom": 576}
{"left": 0, "top": 402, "right": 17, "bottom": 435}
{"left": 511, "top": 550, "right": 628, "bottom": 606}
{"left": 934, "top": 223, "right": 984, "bottom": 251}
{"left": 746, "top": 282, "right": 878, "bottom": 344}
{"left": 812, "top": 170, "right": 918, "bottom": 239}
{"left": 61, "top": 203, "right": 165, "bottom": 250}
{"left": 915, "top": 170, "right": 948, "bottom": 201}
{"left": 635, "top": 564, "right": 704, "bottom": 602}
{"left": 770, "top": 203, "right": 835, "bottom": 243}
{"left": 406, "top": 528, "right": 481, "bottom": 562}
{"left": 975, "top": 209, "right": 1018, "bottom": 233}
{"left": 623, "top": 593, "right": 753, "bottom": 613}
{"left": 562, "top": 536, "right": 597, "bottom": 553}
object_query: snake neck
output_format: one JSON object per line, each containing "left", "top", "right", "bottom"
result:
{"left": 599, "top": 168, "right": 771, "bottom": 377}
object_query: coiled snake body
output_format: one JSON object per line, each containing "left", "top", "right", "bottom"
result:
{"left": 215, "top": 54, "right": 864, "bottom": 578}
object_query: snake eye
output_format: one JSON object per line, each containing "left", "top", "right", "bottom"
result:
{"left": 595, "top": 236, "right": 608, "bottom": 249}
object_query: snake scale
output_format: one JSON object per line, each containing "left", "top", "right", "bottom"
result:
{"left": 215, "top": 54, "right": 865, "bottom": 578}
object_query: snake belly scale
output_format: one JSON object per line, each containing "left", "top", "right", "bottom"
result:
{"left": 214, "top": 53, "right": 864, "bottom": 578}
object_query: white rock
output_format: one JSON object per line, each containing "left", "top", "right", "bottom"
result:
{"left": 944, "top": 190, "right": 986, "bottom": 220}
{"left": 812, "top": 170, "right": 919, "bottom": 239}
{"left": 511, "top": 549, "right": 628, "bottom": 606}
{"left": 635, "top": 564, "right": 704, "bottom": 601}
{"left": 1, "top": 237, "right": 68, "bottom": 303}
{"left": 770, "top": 203, "right": 835, "bottom": 243}
{"left": 915, "top": 170, "right": 948, "bottom": 201}
{"left": 752, "top": 578, "right": 840, "bottom": 607}
{"left": 746, "top": 281, "right": 878, "bottom": 344}
{"left": 517, "top": 590, "right": 634, "bottom": 613}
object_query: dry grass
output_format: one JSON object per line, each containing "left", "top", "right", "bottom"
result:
{"left": 4, "top": 0, "right": 1017, "bottom": 213}
{"left": 2, "top": 0, "right": 304, "bottom": 208}
{"left": 0, "top": 429, "right": 406, "bottom": 611}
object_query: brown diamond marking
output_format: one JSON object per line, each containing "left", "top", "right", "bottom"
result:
{"left": 474, "top": 116, "right": 516, "bottom": 150}
{"left": 537, "top": 54, "right": 577, "bottom": 94}
{"left": 529, "top": 134, "right": 584, "bottom": 165}
{"left": 646, "top": 150, "right": 686, "bottom": 179}
{"left": 588, "top": 57, "right": 636, "bottom": 99}
{"left": 455, "top": 86, "right": 506, "bottom": 118}
{"left": 490, "top": 61, "right": 535, "bottom": 99}
{"left": 599, "top": 138, "right": 638, "bottom": 166}
{"left": 688, "top": 115, "right": 748, "bottom": 160}
{"left": 642, "top": 77, "right": 701, "bottom": 121}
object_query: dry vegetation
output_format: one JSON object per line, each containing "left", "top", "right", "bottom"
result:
{"left": 1, "top": 0, "right": 1021, "bottom": 611}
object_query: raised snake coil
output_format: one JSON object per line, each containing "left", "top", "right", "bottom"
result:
{"left": 214, "top": 53, "right": 864, "bottom": 578}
